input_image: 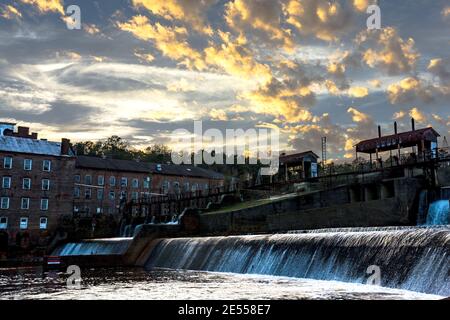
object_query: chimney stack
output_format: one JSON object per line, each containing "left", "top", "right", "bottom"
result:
{"left": 378, "top": 125, "right": 382, "bottom": 138}
{"left": 394, "top": 121, "right": 398, "bottom": 135}
{"left": 411, "top": 118, "right": 415, "bottom": 131}
{"left": 17, "top": 126, "right": 30, "bottom": 137}
{"left": 61, "top": 138, "right": 71, "bottom": 156}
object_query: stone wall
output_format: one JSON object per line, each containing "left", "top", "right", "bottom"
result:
{"left": 199, "top": 177, "right": 424, "bottom": 234}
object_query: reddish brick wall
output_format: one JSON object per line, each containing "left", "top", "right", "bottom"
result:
{"left": 0, "top": 152, "right": 75, "bottom": 246}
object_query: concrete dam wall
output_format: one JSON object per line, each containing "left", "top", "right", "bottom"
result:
{"left": 199, "top": 177, "right": 423, "bottom": 234}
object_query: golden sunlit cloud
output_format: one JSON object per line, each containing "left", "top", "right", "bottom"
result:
{"left": 393, "top": 110, "right": 406, "bottom": 120}
{"left": 358, "top": 27, "right": 419, "bottom": 75}
{"left": 1, "top": 5, "right": 22, "bottom": 19}
{"left": 131, "top": 0, "right": 215, "bottom": 35}
{"left": 352, "top": 0, "right": 370, "bottom": 12}
{"left": 443, "top": 6, "right": 450, "bottom": 17}
{"left": 387, "top": 77, "right": 433, "bottom": 104}
{"left": 118, "top": 15, "right": 206, "bottom": 70}
{"left": 134, "top": 50, "right": 155, "bottom": 63}
{"left": 225, "top": 0, "right": 294, "bottom": 51}
{"left": 368, "top": 79, "right": 382, "bottom": 88}
{"left": 347, "top": 107, "right": 369, "bottom": 123}
{"left": 20, "top": 0, "right": 64, "bottom": 15}
{"left": 84, "top": 24, "right": 100, "bottom": 35}
{"left": 409, "top": 107, "right": 427, "bottom": 123}
{"left": 209, "top": 108, "right": 229, "bottom": 121}
{"left": 284, "top": 0, "right": 353, "bottom": 41}
{"left": 348, "top": 86, "right": 369, "bottom": 98}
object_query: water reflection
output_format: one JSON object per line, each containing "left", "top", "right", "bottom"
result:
{"left": 0, "top": 268, "right": 443, "bottom": 300}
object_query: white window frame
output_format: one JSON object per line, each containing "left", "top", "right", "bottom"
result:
{"left": 132, "top": 178, "right": 139, "bottom": 188}
{"left": 3, "top": 157, "right": 12, "bottom": 169}
{"left": 143, "top": 177, "right": 151, "bottom": 189}
{"left": 0, "top": 217, "right": 7, "bottom": 229}
{"left": 97, "top": 189, "right": 104, "bottom": 200}
{"left": 74, "top": 175, "right": 81, "bottom": 183}
{"left": 42, "top": 179, "right": 50, "bottom": 191}
{"left": 110, "top": 176, "right": 116, "bottom": 186}
{"left": 24, "top": 159, "right": 32, "bottom": 171}
{"left": 132, "top": 191, "right": 138, "bottom": 200}
{"left": 40, "top": 198, "right": 49, "bottom": 211}
{"left": 85, "top": 175, "right": 92, "bottom": 185}
{"left": 42, "top": 160, "right": 51, "bottom": 172}
{"left": 109, "top": 191, "right": 115, "bottom": 200}
{"left": 2, "top": 176, "right": 11, "bottom": 189}
{"left": 121, "top": 177, "right": 128, "bottom": 187}
{"left": 1, "top": 197, "right": 10, "bottom": 209}
{"left": 39, "top": 217, "right": 48, "bottom": 230}
{"left": 19, "top": 217, "right": 28, "bottom": 230}
{"left": 85, "top": 188, "right": 92, "bottom": 199}
{"left": 21, "top": 198, "right": 30, "bottom": 210}
{"left": 74, "top": 186, "right": 81, "bottom": 198}
{"left": 23, "top": 178, "right": 31, "bottom": 190}
{"left": 98, "top": 175, "right": 104, "bottom": 186}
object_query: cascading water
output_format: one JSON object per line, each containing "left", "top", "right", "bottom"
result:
{"left": 53, "top": 238, "right": 133, "bottom": 256}
{"left": 145, "top": 227, "right": 450, "bottom": 296}
{"left": 426, "top": 201, "right": 450, "bottom": 225}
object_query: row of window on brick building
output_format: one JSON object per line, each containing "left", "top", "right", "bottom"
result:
{"left": 0, "top": 217, "right": 48, "bottom": 231}
{"left": 3, "top": 156, "right": 52, "bottom": 171}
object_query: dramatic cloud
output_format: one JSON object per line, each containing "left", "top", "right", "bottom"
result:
{"left": 117, "top": 15, "right": 206, "bottom": 70}
{"left": 225, "top": 0, "right": 294, "bottom": 50}
{"left": 20, "top": 0, "right": 64, "bottom": 15}
{"left": 386, "top": 77, "right": 434, "bottom": 104}
{"left": 283, "top": 0, "right": 354, "bottom": 41}
{"left": 131, "top": 0, "right": 216, "bottom": 35}
{"left": 1, "top": 5, "right": 22, "bottom": 19}
{"left": 356, "top": 27, "right": 420, "bottom": 75}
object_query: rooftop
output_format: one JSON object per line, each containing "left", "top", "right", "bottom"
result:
{"left": 0, "top": 135, "right": 75, "bottom": 157}
{"left": 280, "top": 151, "right": 320, "bottom": 165}
{"left": 75, "top": 156, "right": 224, "bottom": 180}
{"left": 355, "top": 127, "right": 440, "bottom": 154}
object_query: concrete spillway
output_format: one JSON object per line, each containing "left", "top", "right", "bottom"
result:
{"left": 53, "top": 238, "right": 133, "bottom": 256}
{"left": 145, "top": 227, "right": 450, "bottom": 296}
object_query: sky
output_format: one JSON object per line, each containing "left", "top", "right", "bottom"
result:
{"left": 0, "top": 0, "right": 449, "bottom": 161}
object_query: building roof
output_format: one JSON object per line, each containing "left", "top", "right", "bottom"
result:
{"left": 355, "top": 127, "right": 440, "bottom": 154}
{"left": 280, "top": 151, "right": 320, "bottom": 165}
{"left": 75, "top": 156, "right": 224, "bottom": 180}
{"left": 0, "top": 136, "right": 74, "bottom": 157}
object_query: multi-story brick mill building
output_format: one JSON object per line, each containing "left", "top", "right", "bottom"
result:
{"left": 0, "top": 123, "right": 225, "bottom": 250}
{"left": 0, "top": 123, "right": 75, "bottom": 249}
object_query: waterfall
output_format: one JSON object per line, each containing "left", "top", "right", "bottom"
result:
{"left": 53, "top": 238, "right": 133, "bottom": 256}
{"left": 426, "top": 201, "right": 450, "bottom": 226}
{"left": 145, "top": 228, "right": 450, "bottom": 296}
{"left": 417, "top": 190, "right": 429, "bottom": 225}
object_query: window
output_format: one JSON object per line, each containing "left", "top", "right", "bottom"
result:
{"left": 2, "top": 177, "right": 11, "bottom": 189}
{"left": 1, "top": 197, "right": 9, "bottom": 209}
{"left": 42, "top": 179, "right": 50, "bottom": 191}
{"left": 85, "top": 175, "right": 92, "bottom": 185}
{"left": 98, "top": 175, "right": 104, "bottom": 186}
{"left": 132, "top": 178, "right": 139, "bottom": 188}
{"left": 21, "top": 198, "right": 30, "bottom": 210}
{"left": 97, "top": 189, "right": 104, "bottom": 200}
{"left": 110, "top": 176, "right": 116, "bottom": 186}
{"left": 3, "top": 157, "right": 12, "bottom": 169}
{"left": 109, "top": 191, "right": 115, "bottom": 200}
{"left": 19, "top": 217, "right": 28, "bottom": 230}
{"left": 23, "top": 159, "right": 32, "bottom": 171}
{"left": 40, "top": 198, "right": 49, "bottom": 211}
{"left": 74, "top": 186, "right": 81, "bottom": 198}
{"left": 184, "top": 182, "right": 190, "bottom": 192}
{"left": 85, "top": 188, "right": 92, "bottom": 200}
{"left": 0, "top": 217, "right": 7, "bottom": 229}
{"left": 40, "top": 217, "right": 48, "bottom": 230}
{"left": 132, "top": 192, "right": 138, "bottom": 200}
{"left": 74, "top": 175, "right": 81, "bottom": 183}
{"left": 143, "top": 177, "right": 151, "bottom": 189}
{"left": 23, "top": 178, "right": 31, "bottom": 190}
{"left": 120, "top": 191, "right": 127, "bottom": 200}
{"left": 173, "top": 182, "right": 180, "bottom": 194}
{"left": 121, "top": 177, "right": 128, "bottom": 187}
{"left": 162, "top": 181, "right": 170, "bottom": 194}
{"left": 42, "top": 160, "right": 51, "bottom": 172}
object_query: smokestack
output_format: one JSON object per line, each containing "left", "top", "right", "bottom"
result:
{"left": 61, "top": 138, "right": 71, "bottom": 156}
{"left": 394, "top": 121, "right": 398, "bottom": 135}
{"left": 378, "top": 125, "right": 382, "bottom": 138}
{"left": 411, "top": 118, "right": 415, "bottom": 131}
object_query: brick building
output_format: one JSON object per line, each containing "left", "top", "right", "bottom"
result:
{"left": 73, "top": 156, "right": 225, "bottom": 219}
{"left": 0, "top": 123, "right": 75, "bottom": 248}
{"left": 0, "top": 123, "right": 225, "bottom": 250}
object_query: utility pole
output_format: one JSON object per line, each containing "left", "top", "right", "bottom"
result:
{"left": 321, "top": 137, "right": 327, "bottom": 172}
